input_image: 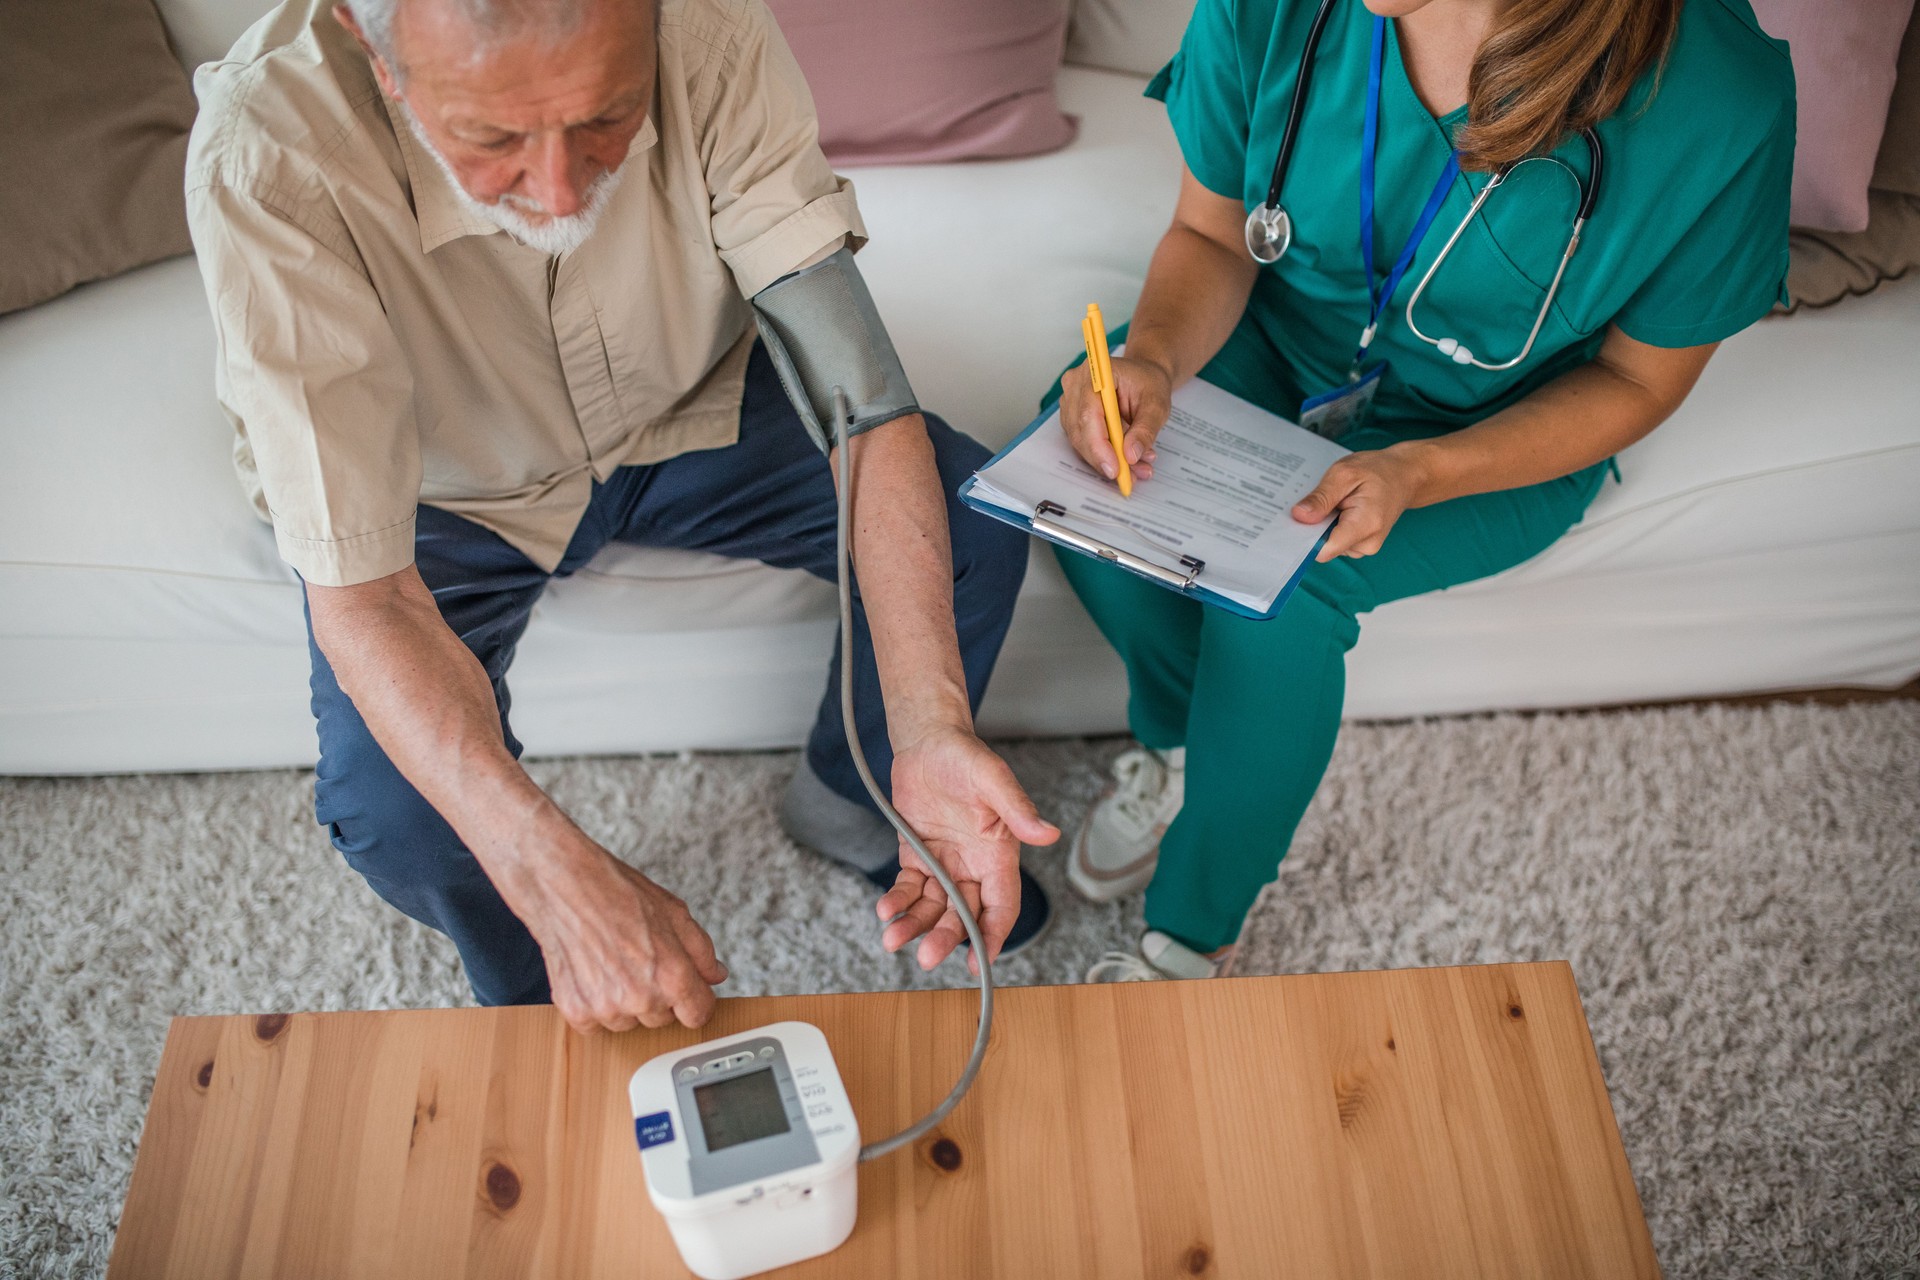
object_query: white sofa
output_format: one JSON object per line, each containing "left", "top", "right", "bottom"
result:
{"left": 2, "top": 2, "right": 1917, "bottom": 775}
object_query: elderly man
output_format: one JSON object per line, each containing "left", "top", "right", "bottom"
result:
{"left": 185, "top": 0, "right": 1059, "bottom": 1030}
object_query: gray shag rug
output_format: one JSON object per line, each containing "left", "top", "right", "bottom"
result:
{"left": 2, "top": 701, "right": 1916, "bottom": 1278}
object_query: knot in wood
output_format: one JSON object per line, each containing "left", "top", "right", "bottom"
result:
{"left": 1334, "top": 1071, "right": 1369, "bottom": 1129}
{"left": 484, "top": 1162, "right": 522, "bottom": 1211}
{"left": 1184, "top": 1243, "right": 1212, "bottom": 1274}
{"left": 1507, "top": 1004, "right": 1525, "bottom": 1021}
{"left": 928, "top": 1137, "right": 963, "bottom": 1173}
{"left": 253, "top": 1013, "right": 289, "bottom": 1043}
{"left": 195, "top": 1060, "right": 215, "bottom": 1090}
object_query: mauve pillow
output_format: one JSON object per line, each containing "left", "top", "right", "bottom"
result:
{"left": 1751, "top": 0, "right": 1916, "bottom": 232}
{"left": 764, "top": 0, "right": 1076, "bottom": 166}
{"left": 1780, "top": 5, "right": 1920, "bottom": 310}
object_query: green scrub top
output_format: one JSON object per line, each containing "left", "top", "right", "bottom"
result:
{"left": 1146, "top": 0, "right": 1796, "bottom": 432}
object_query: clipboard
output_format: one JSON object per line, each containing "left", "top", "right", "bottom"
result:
{"left": 958, "top": 406, "right": 1331, "bottom": 622}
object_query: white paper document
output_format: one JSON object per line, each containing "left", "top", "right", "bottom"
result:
{"left": 967, "top": 378, "right": 1350, "bottom": 614}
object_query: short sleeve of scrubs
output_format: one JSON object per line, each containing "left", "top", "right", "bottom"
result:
{"left": 1610, "top": 93, "right": 1794, "bottom": 348}
{"left": 1147, "top": 0, "right": 1251, "bottom": 200}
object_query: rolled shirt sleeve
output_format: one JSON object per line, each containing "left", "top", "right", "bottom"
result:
{"left": 189, "top": 183, "right": 422, "bottom": 587}
{"left": 704, "top": 0, "right": 867, "bottom": 298}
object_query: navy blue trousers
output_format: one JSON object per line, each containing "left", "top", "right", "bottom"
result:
{"left": 307, "top": 343, "right": 1029, "bottom": 1005}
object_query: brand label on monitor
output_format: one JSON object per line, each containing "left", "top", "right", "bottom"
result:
{"left": 635, "top": 1111, "right": 676, "bottom": 1149}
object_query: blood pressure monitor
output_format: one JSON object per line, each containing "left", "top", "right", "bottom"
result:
{"left": 629, "top": 1022, "right": 860, "bottom": 1280}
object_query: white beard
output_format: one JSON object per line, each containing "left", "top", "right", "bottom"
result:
{"left": 399, "top": 102, "right": 624, "bottom": 257}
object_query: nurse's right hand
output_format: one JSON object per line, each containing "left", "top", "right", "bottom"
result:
{"left": 1059, "top": 354, "right": 1173, "bottom": 484}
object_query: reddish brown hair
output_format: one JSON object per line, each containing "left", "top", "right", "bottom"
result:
{"left": 1454, "top": 0, "right": 1682, "bottom": 172}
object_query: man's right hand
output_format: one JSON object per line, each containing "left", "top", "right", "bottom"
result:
{"left": 504, "top": 835, "right": 730, "bottom": 1032}
{"left": 1058, "top": 353, "right": 1174, "bottom": 484}
{"left": 307, "top": 568, "right": 727, "bottom": 1034}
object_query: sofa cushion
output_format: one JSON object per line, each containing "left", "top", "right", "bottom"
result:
{"left": 1067, "top": 0, "right": 1194, "bottom": 77}
{"left": 4, "top": 64, "right": 1916, "bottom": 772}
{"left": 154, "top": 0, "right": 274, "bottom": 70}
{"left": 0, "top": 0, "right": 198, "bottom": 313}
{"left": 11, "top": 66, "right": 1911, "bottom": 641}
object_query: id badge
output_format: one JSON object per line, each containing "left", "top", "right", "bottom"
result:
{"left": 1299, "top": 363, "right": 1384, "bottom": 441}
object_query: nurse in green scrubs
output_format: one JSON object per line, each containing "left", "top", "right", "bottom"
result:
{"left": 1057, "top": 0, "right": 1795, "bottom": 981}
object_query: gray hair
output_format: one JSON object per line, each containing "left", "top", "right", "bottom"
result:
{"left": 347, "top": 0, "right": 593, "bottom": 73}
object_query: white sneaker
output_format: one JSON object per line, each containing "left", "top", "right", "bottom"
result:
{"left": 1085, "top": 930, "right": 1232, "bottom": 983}
{"left": 1068, "top": 746, "right": 1184, "bottom": 903}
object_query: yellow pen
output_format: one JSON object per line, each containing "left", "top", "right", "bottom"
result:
{"left": 1083, "top": 303, "right": 1132, "bottom": 496}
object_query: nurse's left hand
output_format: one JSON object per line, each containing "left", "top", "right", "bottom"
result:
{"left": 878, "top": 727, "right": 1061, "bottom": 973}
{"left": 1292, "top": 444, "right": 1431, "bottom": 561}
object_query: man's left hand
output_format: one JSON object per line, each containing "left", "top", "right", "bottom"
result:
{"left": 876, "top": 727, "right": 1060, "bottom": 972}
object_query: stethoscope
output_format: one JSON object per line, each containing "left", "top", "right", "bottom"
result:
{"left": 1244, "top": 0, "right": 1604, "bottom": 372}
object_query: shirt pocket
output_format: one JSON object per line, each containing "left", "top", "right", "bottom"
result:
{"left": 1398, "top": 189, "right": 1595, "bottom": 403}
{"left": 1386, "top": 225, "right": 1592, "bottom": 422}
{"left": 1446, "top": 158, "right": 1597, "bottom": 337}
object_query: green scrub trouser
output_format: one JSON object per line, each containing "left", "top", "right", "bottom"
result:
{"left": 1055, "top": 428, "right": 1612, "bottom": 953}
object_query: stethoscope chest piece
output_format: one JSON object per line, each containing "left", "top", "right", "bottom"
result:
{"left": 1244, "top": 202, "right": 1292, "bottom": 264}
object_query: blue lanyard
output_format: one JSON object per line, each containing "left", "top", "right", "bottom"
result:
{"left": 1357, "top": 15, "right": 1460, "bottom": 368}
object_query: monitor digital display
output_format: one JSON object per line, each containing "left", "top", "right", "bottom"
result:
{"left": 693, "top": 1068, "right": 791, "bottom": 1152}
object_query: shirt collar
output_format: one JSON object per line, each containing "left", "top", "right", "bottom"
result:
{"left": 380, "top": 88, "right": 659, "bottom": 256}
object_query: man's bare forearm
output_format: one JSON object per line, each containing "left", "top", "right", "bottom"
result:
{"left": 836, "top": 414, "right": 973, "bottom": 750}
{"left": 305, "top": 568, "right": 585, "bottom": 898}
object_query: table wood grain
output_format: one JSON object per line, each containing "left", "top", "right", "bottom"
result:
{"left": 108, "top": 962, "right": 1658, "bottom": 1279}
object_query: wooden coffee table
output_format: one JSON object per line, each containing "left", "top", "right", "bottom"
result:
{"left": 108, "top": 962, "right": 1658, "bottom": 1278}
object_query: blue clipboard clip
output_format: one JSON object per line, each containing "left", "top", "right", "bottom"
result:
{"left": 1031, "top": 500, "right": 1206, "bottom": 592}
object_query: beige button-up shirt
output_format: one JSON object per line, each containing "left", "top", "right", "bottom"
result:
{"left": 186, "top": 0, "right": 865, "bottom": 585}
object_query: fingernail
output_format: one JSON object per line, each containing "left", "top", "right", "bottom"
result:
{"left": 1101, "top": 463, "right": 1116, "bottom": 479}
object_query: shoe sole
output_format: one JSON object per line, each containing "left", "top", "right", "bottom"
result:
{"left": 1066, "top": 794, "right": 1161, "bottom": 904}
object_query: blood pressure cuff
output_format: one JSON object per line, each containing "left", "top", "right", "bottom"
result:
{"left": 750, "top": 246, "right": 919, "bottom": 454}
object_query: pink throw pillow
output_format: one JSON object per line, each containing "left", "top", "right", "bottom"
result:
{"left": 1751, "top": 0, "right": 1917, "bottom": 232}
{"left": 764, "top": 0, "right": 1077, "bottom": 167}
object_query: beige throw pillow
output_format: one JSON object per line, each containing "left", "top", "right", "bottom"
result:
{"left": 0, "top": 0, "right": 199, "bottom": 314}
{"left": 1786, "top": 193, "right": 1920, "bottom": 311}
